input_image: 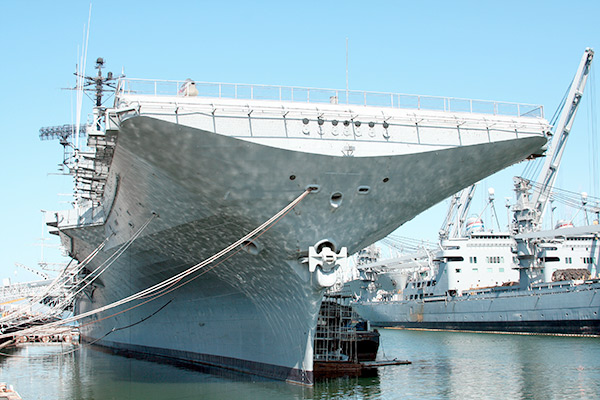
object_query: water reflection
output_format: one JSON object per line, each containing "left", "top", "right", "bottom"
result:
{"left": 2, "top": 330, "right": 599, "bottom": 399}
{"left": 377, "top": 329, "right": 600, "bottom": 400}
{"left": 313, "top": 375, "right": 381, "bottom": 400}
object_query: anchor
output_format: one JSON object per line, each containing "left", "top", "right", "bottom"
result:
{"left": 308, "top": 244, "right": 348, "bottom": 288}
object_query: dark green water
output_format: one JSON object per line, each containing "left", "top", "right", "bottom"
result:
{"left": 2, "top": 329, "right": 599, "bottom": 399}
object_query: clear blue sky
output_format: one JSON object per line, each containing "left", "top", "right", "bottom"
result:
{"left": 1, "top": 0, "right": 599, "bottom": 282}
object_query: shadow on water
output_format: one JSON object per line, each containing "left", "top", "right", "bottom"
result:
{"left": 83, "top": 345, "right": 385, "bottom": 400}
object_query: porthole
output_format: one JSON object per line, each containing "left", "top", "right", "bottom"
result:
{"left": 318, "top": 118, "right": 324, "bottom": 126}
{"left": 368, "top": 121, "right": 375, "bottom": 128}
{"left": 357, "top": 186, "right": 371, "bottom": 195}
{"left": 241, "top": 239, "right": 261, "bottom": 255}
{"left": 383, "top": 121, "right": 389, "bottom": 129}
{"left": 332, "top": 120, "right": 338, "bottom": 126}
{"left": 289, "top": 175, "right": 296, "bottom": 180}
{"left": 383, "top": 177, "right": 389, "bottom": 183}
{"left": 354, "top": 121, "right": 361, "bottom": 127}
{"left": 330, "top": 192, "right": 343, "bottom": 208}
{"left": 343, "top": 120, "right": 350, "bottom": 127}
{"left": 302, "top": 118, "right": 309, "bottom": 125}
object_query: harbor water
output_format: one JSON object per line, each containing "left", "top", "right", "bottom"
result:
{"left": 2, "top": 329, "right": 599, "bottom": 399}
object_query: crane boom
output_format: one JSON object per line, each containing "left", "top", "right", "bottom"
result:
{"left": 513, "top": 48, "right": 594, "bottom": 233}
{"left": 534, "top": 48, "right": 594, "bottom": 221}
{"left": 14, "top": 263, "right": 50, "bottom": 280}
{"left": 439, "top": 184, "right": 476, "bottom": 239}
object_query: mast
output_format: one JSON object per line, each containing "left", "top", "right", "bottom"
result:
{"left": 39, "top": 57, "right": 118, "bottom": 207}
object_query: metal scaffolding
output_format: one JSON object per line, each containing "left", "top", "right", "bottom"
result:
{"left": 314, "top": 294, "right": 358, "bottom": 362}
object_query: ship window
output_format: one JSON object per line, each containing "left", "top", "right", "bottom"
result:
{"left": 472, "top": 268, "right": 478, "bottom": 272}
{"left": 499, "top": 268, "right": 505, "bottom": 272}
{"left": 446, "top": 256, "right": 464, "bottom": 262}
{"left": 302, "top": 118, "right": 309, "bottom": 125}
{"left": 455, "top": 268, "right": 461, "bottom": 273}
{"left": 487, "top": 268, "right": 493, "bottom": 273}
{"left": 542, "top": 257, "right": 560, "bottom": 262}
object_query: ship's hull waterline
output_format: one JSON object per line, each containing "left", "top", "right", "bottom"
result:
{"left": 54, "top": 91, "right": 547, "bottom": 384}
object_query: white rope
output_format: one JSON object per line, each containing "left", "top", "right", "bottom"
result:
{"left": 57, "top": 214, "right": 157, "bottom": 308}
{"left": 0, "top": 236, "right": 110, "bottom": 326}
{"left": 0, "top": 190, "right": 311, "bottom": 340}
{"left": 0, "top": 214, "right": 155, "bottom": 329}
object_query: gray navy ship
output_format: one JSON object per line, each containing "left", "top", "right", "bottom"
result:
{"left": 353, "top": 49, "right": 600, "bottom": 336}
{"left": 30, "top": 57, "right": 553, "bottom": 384}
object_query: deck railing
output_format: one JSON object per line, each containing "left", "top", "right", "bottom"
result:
{"left": 117, "top": 78, "right": 544, "bottom": 118}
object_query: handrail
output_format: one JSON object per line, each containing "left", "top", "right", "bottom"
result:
{"left": 116, "top": 78, "right": 544, "bottom": 118}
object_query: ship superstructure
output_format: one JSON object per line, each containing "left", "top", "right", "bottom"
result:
{"left": 353, "top": 49, "right": 600, "bottom": 336}
{"left": 37, "top": 59, "right": 550, "bottom": 384}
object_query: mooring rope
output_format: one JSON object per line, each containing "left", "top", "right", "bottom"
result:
{"left": 0, "top": 236, "right": 112, "bottom": 326}
{"left": 0, "top": 189, "right": 311, "bottom": 341}
{"left": 57, "top": 213, "right": 158, "bottom": 308}
{"left": 0, "top": 213, "right": 156, "bottom": 329}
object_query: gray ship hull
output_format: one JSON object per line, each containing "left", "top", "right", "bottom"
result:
{"left": 354, "top": 282, "right": 600, "bottom": 336}
{"left": 56, "top": 93, "right": 547, "bottom": 384}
